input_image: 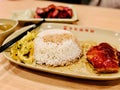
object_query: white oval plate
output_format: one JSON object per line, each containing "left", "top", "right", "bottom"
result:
{"left": 3, "top": 23, "right": 120, "bottom": 80}
{"left": 11, "top": 5, "right": 78, "bottom": 23}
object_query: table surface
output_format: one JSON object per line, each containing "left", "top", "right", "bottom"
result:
{"left": 0, "top": 0, "right": 120, "bottom": 90}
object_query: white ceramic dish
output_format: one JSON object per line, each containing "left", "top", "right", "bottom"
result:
{"left": 3, "top": 23, "right": 120, "bottom": 80}
{"left": 0, "top": 18, "right": 18, "bottom": 45}
{"left": 11, "top": 5, "right": 78, "bottom": 23}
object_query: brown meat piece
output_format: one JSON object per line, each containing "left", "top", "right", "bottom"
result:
{"left": 86, "top": 43, "right": 119, "bottom": 73}
{"left": 34, "top": 4, "right": 73, "bottom": 18}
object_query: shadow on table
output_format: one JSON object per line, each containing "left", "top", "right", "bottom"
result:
{"left": 9, "top": 62, "right": 120, "bottom": 89}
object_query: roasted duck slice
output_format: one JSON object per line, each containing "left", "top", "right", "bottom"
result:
{"left": 35, "top": 4, "right": 73, "bottom": 18}
{"left": 86, "top": 43, "right": 119, "bottom": 73}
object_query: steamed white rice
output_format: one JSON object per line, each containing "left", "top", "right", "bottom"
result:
{"left": 34, "top": 29, "right": 82, "bottom": 66}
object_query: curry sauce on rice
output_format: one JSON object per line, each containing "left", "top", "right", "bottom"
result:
{"left": 34, "top": 29, "right": 82, "bottom": 66}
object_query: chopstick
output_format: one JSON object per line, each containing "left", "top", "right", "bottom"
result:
{"left": 0, "top": 19, "right": 45, "bottom": 53}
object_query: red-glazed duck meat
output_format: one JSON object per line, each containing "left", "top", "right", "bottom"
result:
{"left": 34, "top": 4, "right": 73, "bottom": 18}
{"left": 86, "top": 43, "right": 120, "bottom": 73}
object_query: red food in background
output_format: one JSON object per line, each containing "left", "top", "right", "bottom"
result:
{"left": 86, "top": 43, "right": 120, "bottom": 73}
{"left": 34, "top": 4, "right": 73, "bottom": 18}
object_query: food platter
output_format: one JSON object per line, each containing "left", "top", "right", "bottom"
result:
{"left": 3, "top": 23, "right": 120, "bottom": 80}
{"left": 11, "top": 5, "right": 78, "bottom": 23}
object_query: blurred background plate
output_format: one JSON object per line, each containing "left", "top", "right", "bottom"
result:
{"left": 11, "top": 5, "right": 78, "bottom": 23}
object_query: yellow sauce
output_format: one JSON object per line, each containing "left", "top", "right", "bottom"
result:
{"left": 0, "top": 23, "right": 12, "bottom": 32}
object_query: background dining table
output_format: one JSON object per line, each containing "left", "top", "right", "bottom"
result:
{"left": 0, "top": 0, "right": 120, "bottom": 90}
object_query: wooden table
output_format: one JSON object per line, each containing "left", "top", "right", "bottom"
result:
{"left": 0, "top": 0, "right": 120, "bottom": 90}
